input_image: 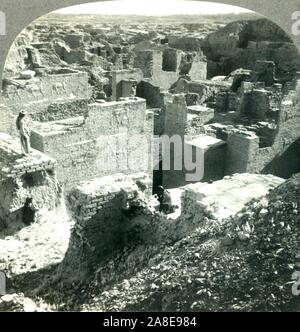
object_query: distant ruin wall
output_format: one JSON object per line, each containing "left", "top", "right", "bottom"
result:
{"left": 164, "top": 94, "right": 187, "bottom": 137}
{"left": 136, "top": 80, "right": 165, "bottom": 109}
{"left": 203, "top": 19, "right": 300, "bottom": 82}
{"left": 135, "top": 49, "right": 207, "bottom": 91}
{"left": 168, "top": 35, "right": 204, "bottom": 52}
{"left": 226, "top": 81, "right": 300, "bottom": 176}
{"left": 111, "top": 68, "right": 143, "bottom": 101}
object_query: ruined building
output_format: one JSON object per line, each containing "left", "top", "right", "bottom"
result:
{"left": 0, "top": 16, "right": 299, "bottom": 281}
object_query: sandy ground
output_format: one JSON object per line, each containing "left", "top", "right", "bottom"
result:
{"left": 0, "top": 206, "right": 72, "bottom": 278}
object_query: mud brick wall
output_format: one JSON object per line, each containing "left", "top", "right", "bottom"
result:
{"left": 58, "top": 172, "right": 226, "bottom": 284}
{"left": 204, "top": 19, "right": 300, "bottom": 82}
{"left": 120, "top": 80, "right": 136, "bottom": 98}
{"left": 134, "top": 50, "right": 154, "bottom": 78}
{"left": 0, "top": 134, "right": 57, "bottom": 180}
{"left": 153, "top": 51, "right": 180, "bottom": 90}
{"left": 188, "top": 80, "right": 231, "bottom": 104}
{"left": 225, "top": 132, "right": 260, "bottom": 174}
{"left": 84, "top": 98, "right": 147, "bottom": 136}
{"left": 58, "top": 173, "right": 151, "bottom": 280}
{"left": 0, "top": 154, "right": 56, "bottom": 180}
{"left": 238, "top": 82, "right": 282, "bottom": 121}
{"left": 201, "top": 143, "right": 226, "bottom": 182}
{"left": 215, "top": 92, "right": 238, "bottom": 113}
{"left": 0, "top": 70, "right": 92, "bottom": 136}
{"left": 145, "top": 110, "right": 155, "bottom": 136}
{"left": 135, "top": 49, "right": 207, "bottom": 91}
{"left": 0, "top": 170, "right": 62, "bottom": 233}
{"left": 136, "top": 80, "right": 166, "bottom": 109}
{"left": 168, "top": 35, "right": 204, "bottom": 52}
{"left": 137, "top": 50, "right": 178, "bottom": 91}
{"left": 31, "top": 99, "right": 89, "bottom": 122}
{"left": 240, "top": 89, "right": 273, "bottom": 121}
{"left": 0, "top": 135, "right": 62, "bottom": 232}
{"left": 151, "top": 108, "right": 165, "bottom": 136}
{"left": 111, "top": 69, "right": 143, "bottom": 101}
{"left": 31, "top": 98, "right": 154, "bottom": 191}
{"left": 226, "top": 78, "right": 300, "bottom": 177}
{"left": 164, "top": 94, "right": 187, "bottom": 137}
{"left": 248, "top": 98, "right": 300, "bottom": 177}
{"left": 188, "top": 54, "right": 208, "bottom": 81}
{"left": 163, "top": 137, "right": 226, "bottom": 189}
{"left": 186, "top": 106, "right": 214, "bottom": 132}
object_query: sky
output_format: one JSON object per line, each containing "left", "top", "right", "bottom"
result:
{"left": 55, "top": 0, "right": 253, "bottom": 16}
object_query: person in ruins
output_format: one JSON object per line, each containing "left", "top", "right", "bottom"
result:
{"left": 23, "top": 197, "right": 38, "bottom": 225}
{"left": 16, "top": 110, "right": 31, "bottom": 155}
{"left": 130, "top": 80, "right": 137, "bottom": 97}
{"left": 156, "top": 185, "right": 175, "bottom": 214}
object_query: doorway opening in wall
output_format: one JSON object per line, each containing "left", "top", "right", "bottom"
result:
{"left": 162, "top": 48, "right": 177, "bottom": 72}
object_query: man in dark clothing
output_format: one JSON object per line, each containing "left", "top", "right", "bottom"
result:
{"left": 156, "top": 185, "right": 175, "bottom": 214}
{"left": 23, "top": 198, "right": 38, "bottom": 225}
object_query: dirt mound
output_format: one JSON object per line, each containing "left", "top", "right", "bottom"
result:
{"left": 0, "top": 293, "right": 46, "bottom": 312}
{"left": 80, "top": 174, "right": 299, "bottom": 312}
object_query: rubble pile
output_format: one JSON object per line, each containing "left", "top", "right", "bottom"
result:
{"left": 0, "top": 293, "right": 41, "bottom": 312}
{"left": 0, "top": 12, "right": 299, "bottom": 313}
{"left": 203, "top": 19, "right": 300, "bottom": 82}
{"left": 78, "top": 174, "right": 299, "bottom": 312}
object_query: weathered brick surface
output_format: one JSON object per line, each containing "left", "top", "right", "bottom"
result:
{"left": 0, "top": 69, "right": 92, "bottom": 136}
{"left": 31, "top": 98, "right": 154, "bottom": 190}
{"left": 59, "top": 173, "right": 152, "bottom": 279}
{"left": 134, "top": 49, "right": 207, "bottom": 91}
{"left": 111, "top": 69, "right": 143, "bottom": 101}
{"left": 226, "top": 78, "right": 300, "bottom": 176}
{"left": 164, "top": 94, "right": 187, "bottom": 137}
{"left": 0, "top": 133, "right": 62, "bottom": 232}
{"left": 0, "top": 133, "right": 56, "bottom": 180}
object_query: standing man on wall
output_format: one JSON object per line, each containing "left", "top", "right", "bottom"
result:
{"left": 16, "top": 110, "right": 31, "bottom": 155}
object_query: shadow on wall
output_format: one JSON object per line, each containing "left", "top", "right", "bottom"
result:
{"left": 262, "top": 138, "right": 300, "bottom": 178}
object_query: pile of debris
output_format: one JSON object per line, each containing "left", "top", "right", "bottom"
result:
{"left": 0, "top": 293, "right": 47, "bottom": 312}
{"left": 78, "top": 174, "right": 299, "bottom": 312}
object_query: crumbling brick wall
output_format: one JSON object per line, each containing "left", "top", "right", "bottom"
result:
{"left": 134, "top": 50, "right": 154, "bottom": 78}
{"left": 58, "top": 173, "right": 154, "bottom": 280}
{"left": 31, "top": 98, "right": 154, "bottom": 191}
{"left": 164, "top": 94, "right": 187, "bottom": 137}
{"left": 225, "top": 77, "right": 300, "bottom": 176}
{"left": 0, "top": 134, "right": 62, "bottom": 232}
{"left": 31, "top": 99, "right": 89, "bottom": 122}
{"left": 134, "top": 49, "right": 207, "bottom": 91}
{"left": 203, "top": 19, "right": 300, "bottom": 83}
{"left": 136, "top": 81, "right": 165, "bottom": 109}
{"left": 111, "top": 68, "right": 143, "bottom": 101}
{"left": 0, "top": 70, "right": 92, "bottom": 136}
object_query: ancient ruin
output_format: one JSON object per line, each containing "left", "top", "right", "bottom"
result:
{"left": 0, "top": 4, "right": 299, "bottom": 312}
